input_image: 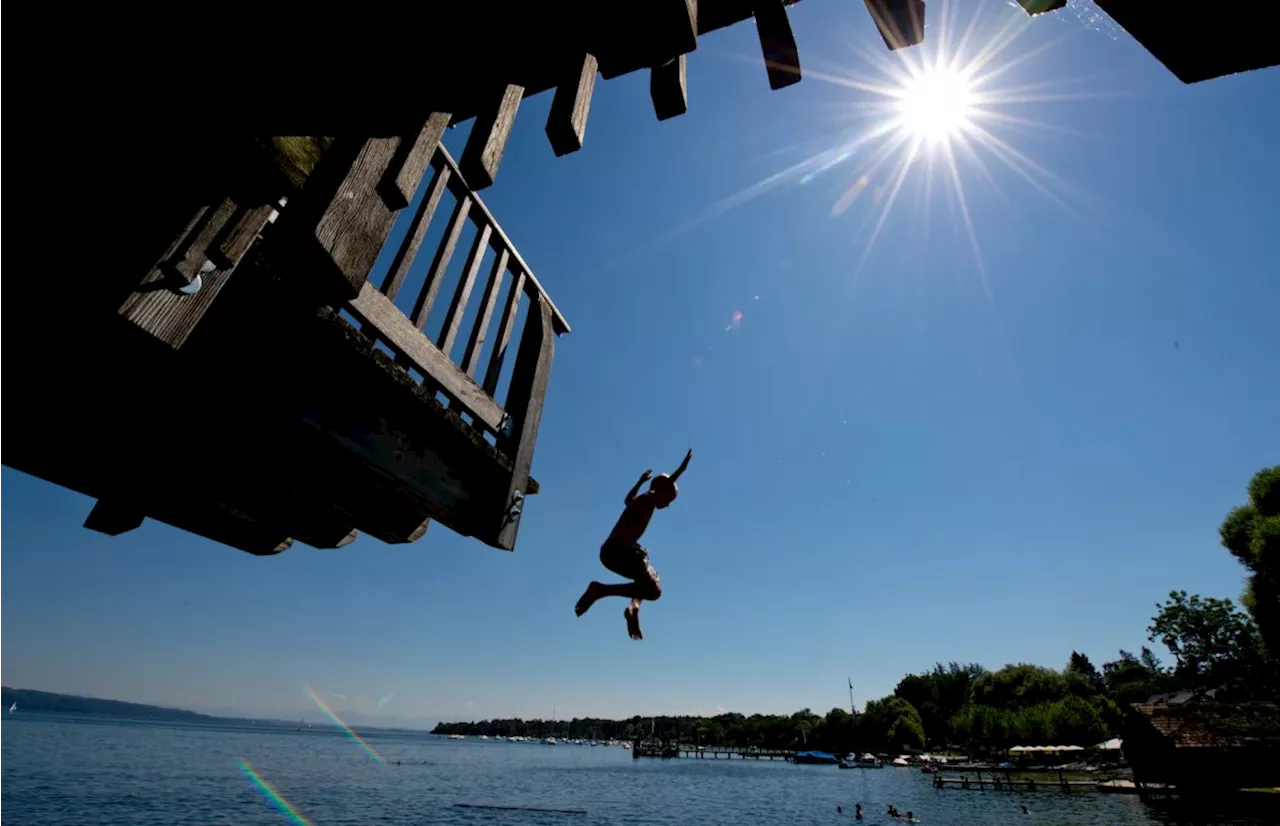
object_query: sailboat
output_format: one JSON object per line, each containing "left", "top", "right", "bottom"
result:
{"left": 8, "top": 703, "right": 16, "bottom": 714}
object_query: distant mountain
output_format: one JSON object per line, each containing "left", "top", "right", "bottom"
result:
{"left": 1, "top": 688, "right": 440, "bottom": 732}
{"left": 1, "top": 687, "right": 218, "bottom": 722}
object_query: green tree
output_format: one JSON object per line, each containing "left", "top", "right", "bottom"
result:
{"left": 894, "top": 662, "right": 986, "bottom": 747}
{"left": 1066, "top": 651, "right": 1104, "bottom": 693}
{"left": 861, "top": 696, "right": 926, "bottom": 751}
{"left": 1147, "top": 590, "right": 1263, "bottom": 687}
{"left": 1220, "top": 466, "right": 1280, "bottom": 651}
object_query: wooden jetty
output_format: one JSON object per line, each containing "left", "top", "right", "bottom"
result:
{"left": 632, "top": 740, "right": 794, "bottom": 760}
{"left": 933, "top": 771, "right": 1098, "bottom": 792}
{"left": 6, "top": 0, "right": 1275, "bottom": 557}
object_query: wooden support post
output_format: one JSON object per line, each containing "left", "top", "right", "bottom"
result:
{"left": 546, "top": 54, "right": 598, "bottom": 156}
{"left": 296, "top": 136, "right": 405, "bottom": 297}
{"left": 483, "top": 270, "right": 525, "bottom": 396}
{"left": 753, "top": 1, "right": 801, "bottom": 89}
{"left": 495, "top": 293, "right": 555, "bottom": 550}
{"left": 411, "top": 193, "right": 472, "bottom": 329}
{"left": 381, "top": 163, "right": 452, "bottom": 302}
{"left": 379, "top": 111, "right": 452, "bottom": 211}
{"left": 864, "top": 0, "right": 926, "bottom": 51}
{"left": 461, "top": 247, "right": 509, "bottom": 379}
{"left": 84, "top": 500, "right": 145, "bottom": 536}
{"left": 651, "top": 54, "right": 688, "bottom": 121}
{"left": 438, "top": 223, "right": 493, "bottom": 355}
{"left": 460, "top": 84, "right": 523, "bottom": 190}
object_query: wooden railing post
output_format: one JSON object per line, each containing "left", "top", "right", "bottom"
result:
{"left": 495, "top": 291, "right": 555, "bottom": 550}
{"left": 276, "top": 133, "right": 433, "bottom": 300}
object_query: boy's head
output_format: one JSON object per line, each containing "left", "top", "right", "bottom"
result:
{"left": 649, "top": 473, "right": 679, "bottom": 508}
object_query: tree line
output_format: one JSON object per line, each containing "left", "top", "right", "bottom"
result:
{"left": 433, "top": 467, "right": 1278, "bottom": 755}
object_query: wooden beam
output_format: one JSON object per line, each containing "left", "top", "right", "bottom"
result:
{"left": 439, "top": 223, "right": 493, "bottom": 356}
{"left": 411, "top": 193, "right": 473, "bottom": 329}
{"left": 864, "top": 0, "right": 925, "bottom": 51}
{"left": 84, "top": 500, "right": 144, "bottom": 536}
{"left": 165, "top": 199, "right": 239, "bottom": 282}
{"left": 495, "top": 293, "right": 556, "bottom": 550}
{"left": 753, "top": 1, "right": 801, "bottom": 89}
{"left": 349, "top": 281, "right": 507, "bottom": 433}
{"left": 381, "top": 163, "right": 451, "bottom": 302}
{"left": 459, "top": 84, "right": 523, "bottom": 190}
{"left": 210, "top": 203, "right": 277, "bottom": 270}
{"left": 461, "top": 246, "right": 509, "bottom": 379}
{"left": 483, "top": 270, "right": 526, "bottom": 396}
{"left": 1015, "top": 0, "right": 1067, "bottom": 14}
{"left": 546, "top": 54, "right": 598, "bottom": 156}
{"left": 379, "top": 112, "right": 452, "bottom": 210}
{"left": 651, "top": 55, "right": 688, "bottom": 121}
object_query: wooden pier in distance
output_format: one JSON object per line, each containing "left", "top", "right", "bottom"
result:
{"left": 632, "top": 740, "right": 794, "bottom": 761}
{"left": 932, "top": 769, "right": 1099, "bottom": 792}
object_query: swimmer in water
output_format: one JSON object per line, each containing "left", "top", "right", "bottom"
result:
{"left": 855, "top": 803, "right": 863, "bottom": 819}
{"left": 575, "top": 449, "right": 692, "bottom": 639}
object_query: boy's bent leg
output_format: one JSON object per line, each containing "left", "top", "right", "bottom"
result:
{"left": 575, "top": 581, "right": 647, "bottom": 616}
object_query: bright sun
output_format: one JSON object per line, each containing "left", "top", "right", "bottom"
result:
{"left": 895, "top": 67, "right": 976, "bottom": 141}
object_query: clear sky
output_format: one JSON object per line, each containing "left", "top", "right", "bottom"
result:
{"left": 3, "top": 1, "right": 1278, "bottom": 727}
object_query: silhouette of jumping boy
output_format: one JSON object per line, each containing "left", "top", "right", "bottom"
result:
{"left": 574, "top": 449, "right": 692, "bottom": 639}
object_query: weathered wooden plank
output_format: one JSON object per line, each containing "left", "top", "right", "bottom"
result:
{"left": 651, "top": 55, "right": 688, "bottom": 121}
{"left": 349, "top": 282, "right": 507, "bottom": 432}
{"left": 310, "top": 137, "right": 403, "bottom": 296}
{"left": 495, "top": 294, "right": 556, "bottom": 550}
{"left": 166, "top": 198, "right": 240, "bottom": 281}
{"left": 459, "top": 84, "right": 523, "bottom": 190}
{"left": 84, "top": 500, "right": 145, "bottom": 536}
{"left": 864, "top": 0, "right": 925, "bottom": 51}
{"left": 753, "top": 0, "right": 801, "bottom": 89}
{"left": 379, "top": 112, "right": 452, "bottom": 210}
{"left": 210, "top": 203, "right": 277, "bottom": 269}
{"left": 546, "top": 54, "right": 598, "bottom": 156}
{"left": 598, "top": 0, "right": 699, "bottom": 79}
{"left": 120, "top": 198, "right": 260, "bottom": 350}
{"left": 461, "top": 246, "right": 509, "bottom": 379}
{"left": 147, "top": 501, "right": 294, "bottom": 557}
{"left": 483, "top": 270, "right": 526, "bottom": 397}
{"left": 381, "top": 163, "right": 452, "bottom": 302}
{"left": 411, "top": 193, "right": 472, "bottom": 329}
{"left": 439, "top": 223, "right": 493, "bottom": 356}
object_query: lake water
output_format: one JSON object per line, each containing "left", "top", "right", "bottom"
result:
{"left": 0, "top": 714, "right": 1256, "bottom": 825}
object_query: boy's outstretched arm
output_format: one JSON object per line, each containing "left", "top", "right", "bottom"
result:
{"left": 625, "top": 469, "right": 653, "bottom": 503}
{"left": 670, "top": 448, "right": 693, "bottom": 481}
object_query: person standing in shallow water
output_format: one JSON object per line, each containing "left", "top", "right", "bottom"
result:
{"left": 575, "top": 449, "right": 692, "bottom": 639}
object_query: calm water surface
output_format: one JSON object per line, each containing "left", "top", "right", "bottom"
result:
{"left": 0, "top": 714, "right": 1251, "bottom": 825}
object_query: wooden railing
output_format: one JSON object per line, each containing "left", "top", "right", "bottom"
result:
{"left": 346, "top": 141, "right": 567, "bottom": 434}
{"left": 337, "top": 139, "right": 569, "bottom": 548}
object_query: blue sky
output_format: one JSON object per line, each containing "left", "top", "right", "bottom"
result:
{"left": 4, "top": 1, "right": 1278, "bottom": 726}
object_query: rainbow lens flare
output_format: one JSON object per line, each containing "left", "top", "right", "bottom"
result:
{"left": 238, "top": 760, "right": 315, "bottom": 826}
{"left": 304, "top": 685, "right": 386, "bottom": 764}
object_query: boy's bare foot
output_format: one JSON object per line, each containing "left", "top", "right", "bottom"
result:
{"left": 624, "top": 604, "right": 643, "bottom": 640}
{"left": 575, "top": 582, "right": 604, "bottom": 617}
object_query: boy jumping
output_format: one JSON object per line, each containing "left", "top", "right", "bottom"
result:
{"left": 574, "top": 449, "right": 692, "bottom": 640}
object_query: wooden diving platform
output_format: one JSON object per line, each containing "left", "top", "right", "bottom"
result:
{"left": 4, "top": 0, "right": 1274, "bottom": 558}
